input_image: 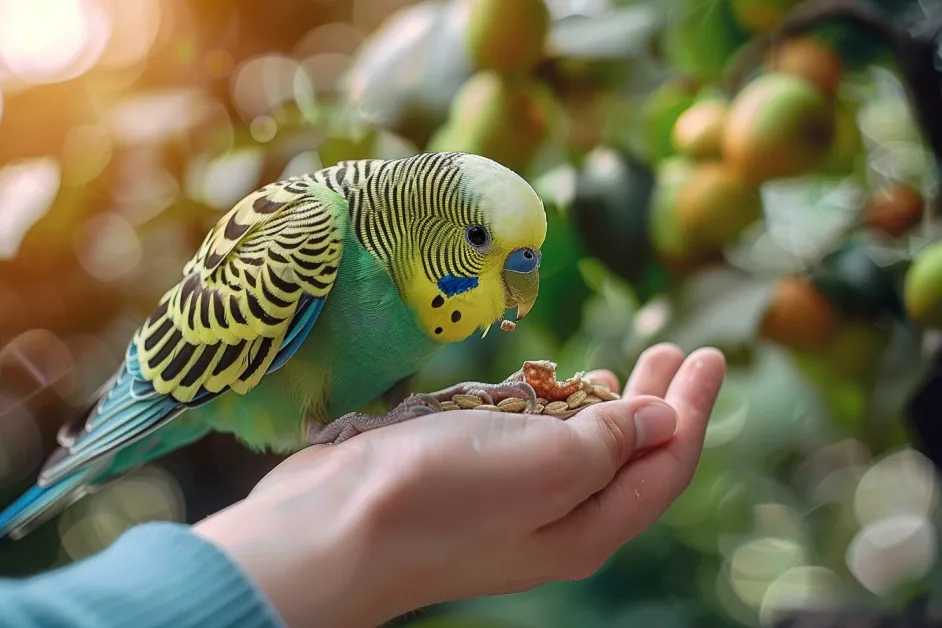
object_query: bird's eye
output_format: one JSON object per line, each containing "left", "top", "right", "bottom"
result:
{"left": 523, "top": 249, "right": 534, "bottom": 260}
{"left": 465, "top": 225, "right": 489, "bottom": 248}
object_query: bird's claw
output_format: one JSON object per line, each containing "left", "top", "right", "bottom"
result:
{"left": 426, "top": 380, "right": 538, "bottom": 413}
{"left": 307, "top": 392, "right": 445, "bottom": 446}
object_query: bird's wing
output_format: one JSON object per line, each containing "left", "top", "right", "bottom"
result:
{"left": 40, "top": 178, "right": 349, "bottom": 484}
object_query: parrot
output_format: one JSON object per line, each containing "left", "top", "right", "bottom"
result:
{"left": 0, "top": 151, "right": 546, "bottom": 540}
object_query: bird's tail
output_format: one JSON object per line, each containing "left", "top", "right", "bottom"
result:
{"left": 0, "top": 466, "right": 99, "bottom": 540}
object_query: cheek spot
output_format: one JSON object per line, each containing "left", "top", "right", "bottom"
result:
{"left": 434, "top": 327, "right": 443, "bottom": 335}
{"left": 451, "top": 310, "right": 462, "bottom": 323}
{"left": 431, "top": 295, "right": 444, "bottom": 308}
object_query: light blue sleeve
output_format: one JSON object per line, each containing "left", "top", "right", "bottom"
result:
{"left": 0, "top": 522, "right": 285, "bottom": 628}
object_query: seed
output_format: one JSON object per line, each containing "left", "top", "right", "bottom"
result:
{"left": 500, "top": 320, "right": 517, "bottom": 332}
{"left": 536, "top": 397, "right": 549, "bottom": 406}
{"left": 593, "top": 382, "right": 612, "bottom": 394}
{"left": 544, "top": 401, "right": 570, "bottom": 414}
{"left": 583, "top": 395, "right": 602, "bottom": 405}
{"left": 567, "top": 390, "right": 587, "bottom": 408}
{"left": 453, "top": 394, "right": 482, "bottom": 409}
{"left": 497, "top": 398, "right": 528, "bottom": 412}
{"left": 581, "top": 379, "right": 595, "bottom": 392}
{"left": 592, "top": 386, "right": 620, "bottom": 401}
{"left": 474, "top": 404, "right": 500, "bottom": 412}
{"left": 533, "top": 403, "right": 545, "bottom": 414}
{"left": 440, "top": 401, "right": 460, "bottom": 411}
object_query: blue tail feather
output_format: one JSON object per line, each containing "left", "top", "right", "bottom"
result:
{"left": 0, "top": 467, "right": 97, "bottom": 539}
{"left": 1, "top": 293, "right": 328, "bottom": 540}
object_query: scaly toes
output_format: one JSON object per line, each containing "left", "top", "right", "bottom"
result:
{"left": 404, "top": 393, "right": 443, "bottom": 415}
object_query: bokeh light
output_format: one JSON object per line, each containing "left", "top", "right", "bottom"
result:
{"left": 0, "top": 0, "right": 111, "bottom": 84}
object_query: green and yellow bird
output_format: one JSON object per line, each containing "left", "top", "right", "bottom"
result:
{"left": 0, "top": 151, "right": 546, "bottom": 539}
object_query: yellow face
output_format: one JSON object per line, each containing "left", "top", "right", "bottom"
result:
{"left": 401, "top": 155, "right": 547, "bottom": 343}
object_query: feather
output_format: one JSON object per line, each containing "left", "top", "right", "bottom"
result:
{"left": 18, "top": 181, "right": 350, "bottom": 494}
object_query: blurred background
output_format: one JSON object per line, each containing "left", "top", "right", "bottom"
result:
{"left": 2, "top": 0, "right": 942, "bottom": 625}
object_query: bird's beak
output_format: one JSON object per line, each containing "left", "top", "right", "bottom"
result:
{"left": 503, "top": 248, "right": 541, "bottom": 321}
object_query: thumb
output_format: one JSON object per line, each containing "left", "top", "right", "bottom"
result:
{"left": 566, "top": 395, "right": 678, "bottom": 490}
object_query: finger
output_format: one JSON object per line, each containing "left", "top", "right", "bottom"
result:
{"left": 585, "top": 369, "right": 619, "bottom": 393}
{"left": 662, "top": 347, "right": 727, "bottom": 470}
{"left": 536, "top": 348, "right": 725, "bottom": 567}
{"left": 624, "top": 343, "right": 686, "bottom": 398}
{"left": 562, "top": 394, "right": 678, "bottom": 499}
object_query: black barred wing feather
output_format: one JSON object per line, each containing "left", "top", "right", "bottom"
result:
{"left": 134, "top": 178, "right": 349, "bottom": 403}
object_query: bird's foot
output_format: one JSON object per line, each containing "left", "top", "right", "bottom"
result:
{"left": 307, "top": 393, "right": 442, "bottom": 446}
{"left": 307, "top": 381, "right": 538, "bottom": 446}
{"left": 423, "top": 380, "right": 538, "bottom": 413}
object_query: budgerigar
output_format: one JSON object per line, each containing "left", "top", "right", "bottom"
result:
{"left": 0, "top": 151, "right": 546, "bottom": 540}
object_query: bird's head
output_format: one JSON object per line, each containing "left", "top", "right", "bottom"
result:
{"left": 397, "top": 152, "right": 547, "bottom": 343}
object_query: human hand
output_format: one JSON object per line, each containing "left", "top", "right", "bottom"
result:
{"left": 194, "top": 343, "right": 726, "bottom": 628}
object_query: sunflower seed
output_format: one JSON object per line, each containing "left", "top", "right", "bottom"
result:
{"left": 453, "top": 394, "right": 482, "bottom": 409}
{"left": 544, "top": 401, "right": 570, "bottom": 414}
{"left": 566, "top": 390, "right": 587, "bottom": 409}
{"left": 497, "top": 398, "right": 528, "bottom": 412}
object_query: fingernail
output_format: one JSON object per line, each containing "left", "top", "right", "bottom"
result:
{"left": 633, "top": 401, "right": 678, "bottom": 450}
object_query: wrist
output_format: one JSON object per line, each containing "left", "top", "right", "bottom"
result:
{"left": 193, "top": 482, "right": 409, "bottom": 627}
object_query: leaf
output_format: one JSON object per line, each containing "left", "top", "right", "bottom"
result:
{"left": 656, "top": 266, "right": 776, "bottom": 352}
{"left": 546, "top": 6, "right": 660, "bottom": 61}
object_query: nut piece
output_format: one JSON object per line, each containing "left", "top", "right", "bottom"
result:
{"left": 453, "top": 394, "right": 483, "bottom": 409}
{"left": 497, "top": 398, "right": 528, "bottom": 412}
{"left": 566, "top": 390, "right": 587, "bottom": 409}
{"left": 500, "top": 320, "right": 517, "bottom": 332}
{"left": 441, "top": 401, "right": 460, "bottom": 411}
{"left": 583, "top": 395, "right": 602, "bottom": 405}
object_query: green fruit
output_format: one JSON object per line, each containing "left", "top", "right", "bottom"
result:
{"left": 760, "top": 276, "right": 838, "bottom": 350}
{"left": 819, "top": 99, "right": 862, "bottom": 176}
{"left": 649, "top": 156, "right": 699, "bottom": 259}
{"left": 570, "top": 146, "right": 655, "bottom": 283}
{"left": 465, "top": 0, "right": 550, "bottom": 74}
{"left": 428, "top": 71, "right": 554, "bottom": 173}
{"left": 729, "top": 0, "right": 801, "bottom": 33}
{"left": 676, "top": 162, "right": 763, "bottom": 247}
{"left": 640, "top": 78, "right": 701, "bottom": 164}
{"left": 723, "top": 73, "right": 835, "bottom": 182}
{"left": 905, "top": 241, "right": 942, "bottom": 328}
{"left": 765, "top": 36, "right": 843, "bottom": 99}
{"left": 812, "top": 243, "right": 904, "bottom": 321}
{"left": 822, "top": 322, "right": 889, "bottom": 381}
{"left": 671, "top": 99, "right": 729, "bottom": 161}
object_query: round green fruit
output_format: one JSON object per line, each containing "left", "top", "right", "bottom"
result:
{"left": 723, "top": 73, "right": 835, "bottom": 182}
{"left": 905, "top": 240, "right": 942, "bottom": 328}
{"left": 570, "top": 146, "right": 655, "bottom": 283}
{"left": 649, "top": 156, "right": 699, "bottom": 260}
{"left": 671, "top": 99, "right": 728, "bottom": 161}
{"left": 812, "top": 243, "right": 904, "bottom": 321}
{"left": 819, "top": 100, "right": 862, "bottom": 176}
{"left": 676, "top": 162, "right": 763, "bottom": 248}
{"left": 640, "top": 77, "right": 701, "bottom": 164}
{"left": 465, "top": 0, "right": 550, "bottom": 74}
{"left": 765, "top": 36, "right": 843, "bottom": 99}
{"left": 428, "top": 71, "right": 554, "bottom": 173}
{"left": 865, "top": 183, "right": 924, "bottom": 238}
{"left": 729, "top": 0, "right": 801, "bottom": 33}
{"left": 760, "top": 276, "right": 838, "bottom": 350}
